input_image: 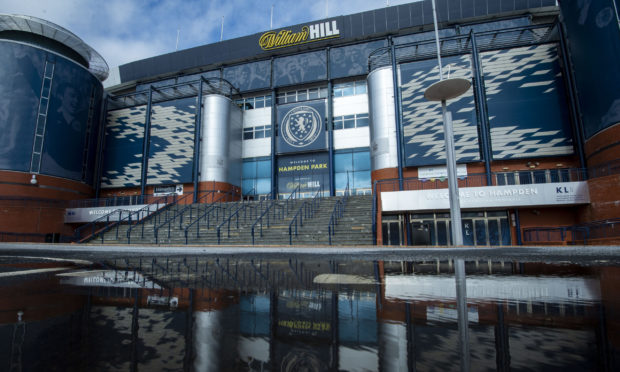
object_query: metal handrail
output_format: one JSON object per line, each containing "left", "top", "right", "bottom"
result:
{"left": 154, "top": 189, "right": 229, "bottom": 244}
{"left": 251, "top": 187, "right": 299, "bottom": 245}
{"left": 126, "top": 192, "right": 192, "bottom": 244}
{"left": 288, "top": 188, "right": 322, "bottom": 245}
{"left": 215, "top": 202, "right": 259, "bottom": 244}
{"left": 75, "top": 194, "right": 173, "bottom": 243}
{"left": 181, "top": 189, "right": 239, "bottom": 244}
{"left": 328, "top": 175, "right": 350, "bottom": 245}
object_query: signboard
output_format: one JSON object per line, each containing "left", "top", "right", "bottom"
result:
{"left": 276, "top": 292, "right": 332, "bottom": 340}
{"left": 259, "top": 20, "right": 341, "bottom": 50}
{"left": 277, "top": 100, "right": 326, "bottom": 154}
{"left": 277, "top": 153, "right": 330, "bottom": 195}
{"left": 381, "top": 181, "right": 590, "bottom": 212}
{"left": 153, "top": 184, "right": 183, "bottom": 196}
{"left": 418, "top": 164, "right": 468, "bottom": 179}
{"left": 58, "top": 270, "right": 162, "bottom": 289}
{"left": 64, "top": 203, "right": 166, "bottom": 223}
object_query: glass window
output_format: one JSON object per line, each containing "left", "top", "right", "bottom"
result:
{"left": 265, "top": 125, "right": 272, "bottom": 138}
{"left": 353, "top": 171, "right": 371, "bottom": 190}
{"left": 243, "top": 161, "right": 256, "bottom": 178}
{"left": 309, "top": 88, "right": 319, "bottom": 100}
{"left": 343, "top": 115, "right": 355, "bottom": 129}
{"left": 297, "top": 90, "right": 307, "bottom": 101}
{"left": 255, "top": 126, "right": 265, "bottom": 139}
{"left": 355, "top": 81, "right": 367, "bottom": 95}
{"left": 256, "top": 159, "right": 271, "bottom": 178}
{"left": 256, "top": 178, "right": 271, "bottom": 194}
{"left": 334, "top": 152, "right": 352, "bottom": 173}
{"left": 333, "top": 117, "right": 344, "bottom": 130}
{"left": 356, "top": 114, "right": 369, "bottom": 127}
{"left": 265, "top": 96, "right": 272, "bottom": 107}
{"left": 254, "top": 96, "right": 265, "bottom": 109}
{"left": 243, "top": 128, "right": 253, "bottom": 140}
{"left": 353, "top": 151, "right": 371, "bottom": 171}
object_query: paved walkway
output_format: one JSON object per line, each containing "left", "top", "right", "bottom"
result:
{"left": 1, "top": 242, "right": 619, "bottom": 264}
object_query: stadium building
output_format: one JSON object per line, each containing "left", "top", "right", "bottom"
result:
{"left": 1, "top": 0, "right": 619, "bottom": 246}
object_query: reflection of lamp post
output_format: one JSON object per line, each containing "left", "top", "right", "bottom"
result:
{"left": 424, "top": 1, "right": 470, "bottom": 371}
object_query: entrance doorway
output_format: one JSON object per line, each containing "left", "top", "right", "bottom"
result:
{"left": 382, "top": 215, "right": 403, "bottom": 246}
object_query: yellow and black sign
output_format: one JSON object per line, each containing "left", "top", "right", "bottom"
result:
{"left": 259, "top": 20, "right": 341, "bottom": 51}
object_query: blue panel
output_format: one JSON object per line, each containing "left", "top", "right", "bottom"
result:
{"left": 435, "top": 0, "right": 449, "bottom": 22}
{"left": 277, "top": 152, "right": 330, "bottom": 195}
{"left": 481, "top": 44, "right": 574, "bottom": 159}
{"left": 273, "top": 51, "right": 327, "bottom": 87}
{"left": 560, "top": 0, "right": 620, "bottom": 138}
{"left": 147, "top": 97, "right": 196, "bottom": 185}
{"left": 338, "top": 296, "right": 377, "bottom": 344}
{"left": 0, "top": 42, "right": 44, "bottom": 172}
{"left": 388, "top": 6, "right": 402, "bottom": 30}
{"left": 362, "top": 11, "right": 375, "bottom": 35}
{"left": 474, "top": 0, "right": 488, "bottom": 17}
{"left": 330, "top": 40, "right": 387, "bottom": 79}
{"left": 400, "top": 55, "right": 480, "bottom": 166}
{"left": 277, "top": 100, "right": 327, "bottom": 153}
{"left": 41, "top": 56, "right": 102, "bottom": 182}
{"left": 374, "top": 8, "right": 387, "bottom": 34}
{"left": 101, "top": 106, "right": 146, "bottom": 188}
{"left": 411, "top": 1, "right": 424, "bottom": 26}
{"left": 462, "top": 0, "right": 475, "bottom": 18}
{"left": 240, "top": 295, "right": 270, "bottom": 336}
{"left": 448, "top": 0, "right": 462, "bottom": 20}
{"left": 223, "top": 60, "right": 270, "bottom": 92}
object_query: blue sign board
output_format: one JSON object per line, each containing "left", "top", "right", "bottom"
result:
{"left": 277, "top": 100, "right": 326, "bottom": 154}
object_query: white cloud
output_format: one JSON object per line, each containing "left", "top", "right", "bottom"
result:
{"left": 0, "top": 0, "right": 422, "bottom": 70}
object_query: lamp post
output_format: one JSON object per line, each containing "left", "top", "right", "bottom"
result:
{"left": 423, "top": 1, "right": 471, "bottom": 371}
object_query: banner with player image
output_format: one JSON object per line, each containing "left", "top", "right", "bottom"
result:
{"left": 277, "top": 100, "right": 326, "bottom": 154}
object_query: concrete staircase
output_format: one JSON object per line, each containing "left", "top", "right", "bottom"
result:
{"left": 91, "top": 195, "right": 373, "bottom": 246}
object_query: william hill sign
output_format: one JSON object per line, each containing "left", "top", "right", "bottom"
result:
{"left": 259, "top": 20, "right": 341, "bottom": 50}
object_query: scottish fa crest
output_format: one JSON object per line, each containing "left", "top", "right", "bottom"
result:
{"left": 281, "top": 106, "right": 322, "bottom": 148}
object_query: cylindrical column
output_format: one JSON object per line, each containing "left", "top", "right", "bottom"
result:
{"left": 367, "top": 66, "right": 399, "bottom": 175}
{"left": 199, "top": 94, "right": 242, "bottom": 186}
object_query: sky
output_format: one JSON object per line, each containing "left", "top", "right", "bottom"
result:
{"left": 0, "top": 0, "right": 419, "bottom": 69}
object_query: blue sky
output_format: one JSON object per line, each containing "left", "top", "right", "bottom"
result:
{"left": 0, "top": 0, "right": 418, "bottom": 69}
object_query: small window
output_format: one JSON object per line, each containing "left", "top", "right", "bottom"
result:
{"left": 265, "top": 125, "right": 272, "bottom": 137}
{"left": 356, "top": 114, "right": 369, "bottom": 127}
{"left": 265, "top": 96, "right": 272, "bottom": 107}
{"left": 333, "top": 117, "right": 344, "bottom": 130}
{"left": 355, "top": 81, "right": 367, "bottom": 95}
{"left": 343, "top": 115, "right": 355, "bottom": 129}
{"left": 243, "top": 128, "right": 254, "bottom": 140}
{"left": 255, "top": 126, "right": 265, "bottom": 139}
{"left": 308, "top": 88, "right": 319, "bottom": 100}
{"left": 255, "top": 96, "right": 265, "bottom": 109}
{"left": 297, "top": 90, "right": 308, "bottom": 101}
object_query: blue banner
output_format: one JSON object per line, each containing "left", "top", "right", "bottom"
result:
{"left": 277, "top": 100, "right": 326, "bottom": 154}
{"left": 277, "top": 152, "right": 329, "bottom": 196}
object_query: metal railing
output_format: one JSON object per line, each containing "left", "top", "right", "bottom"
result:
{"left": 251, "top": 187, "right": 299, "bottom": 245}
{"left": 177, "top": 189, "right": 243, "bottom": 244}
{"left": 371, "top": 168, "right": 588, "bottom": 245}
{"left": 328, "top": 177, "right": 350, "bottom": 245}
{"left": 215, "top": 201, "right": 260, "bottom": 244}
{"left": 288, "top": 189, "right": 322, "bottom": 245}
{"left": 524, "top": 218, "right": 620, "bottom": 245}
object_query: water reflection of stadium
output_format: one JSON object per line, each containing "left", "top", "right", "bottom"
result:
{"left": 2, "top": 258, "right": 618, "bottom": 370}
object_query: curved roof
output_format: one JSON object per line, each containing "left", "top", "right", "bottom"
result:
{"left": 0, "top": 14, "right": 109, "bottom": 81}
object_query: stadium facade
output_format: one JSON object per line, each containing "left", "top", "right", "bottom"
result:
{"left": 1, "top": 0, "right": 619, "bottom": 245}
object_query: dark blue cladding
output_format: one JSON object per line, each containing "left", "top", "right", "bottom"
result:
{"left": 400, "top": 56, "right": 480, "bottom": 167}
{"left": 0, "top": 42, "right": 44, "bottom": 172}
{"left": 101, "top": 106, "right": 147, "bottom": 188}
{"left": 274, "top": 51, "right": 327, "bottom": 87}
{"left": 0, "top": 41, "right": 103, "bottom": 184}
{"left": 147, "top": 98, "right": 196, "bottom": 185}
{"left": 223, "top": 60, "right": 270, "bottom": 92}
{"left": 560, "top": 0, "right": 620, "bottom": 138}
{"left": 41, "top": 56, "right": 103, "bottom": 182}
{"left": 481, "top": 44, "right": 574, "bottom": 159}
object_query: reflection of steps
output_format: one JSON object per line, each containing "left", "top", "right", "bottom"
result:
{"left": 93, "top": 195, "right": 373, "bottom": 246}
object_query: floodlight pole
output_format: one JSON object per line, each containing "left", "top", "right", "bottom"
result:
{"left": 428, "top": 1, "right": 469, "bottom": 372}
